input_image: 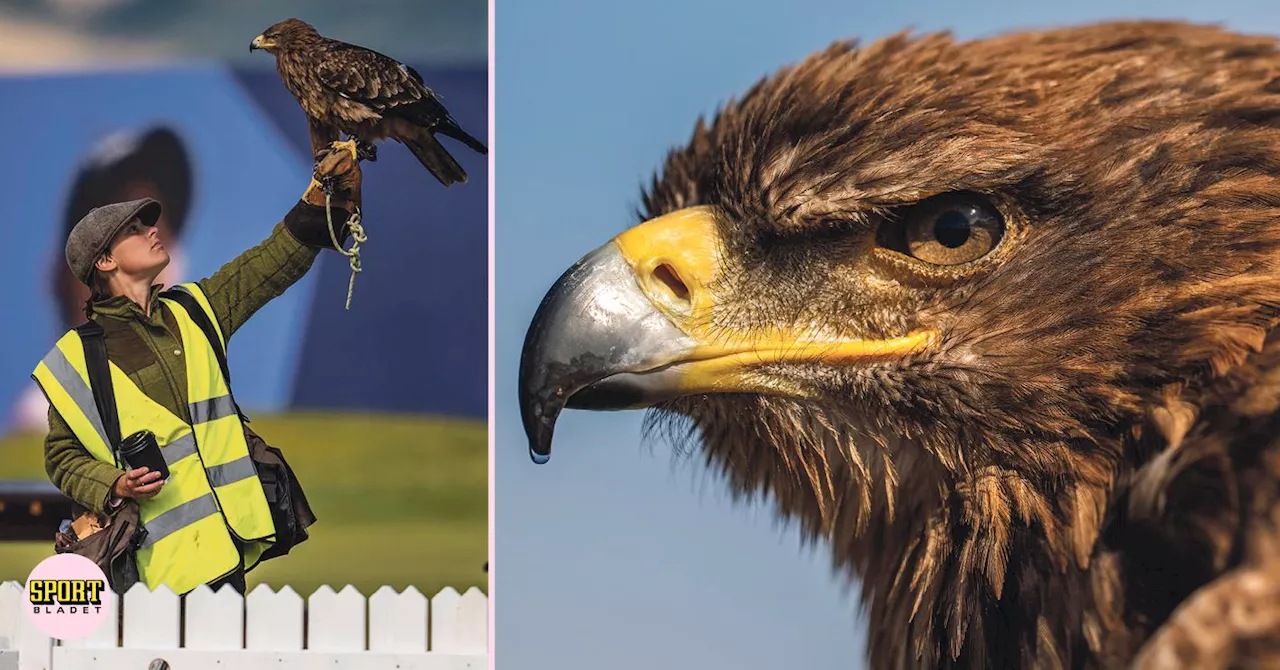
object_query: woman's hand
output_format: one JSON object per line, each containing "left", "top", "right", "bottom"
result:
{"left": 288, "top": 139, "right": 367, "bottom": 250}
{"left": 112, "top": 466, "right": 164, "bottom": 500}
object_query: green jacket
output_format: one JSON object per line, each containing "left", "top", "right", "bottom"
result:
{"left": 43, "top": 204, "right": 331, "bottom": 514}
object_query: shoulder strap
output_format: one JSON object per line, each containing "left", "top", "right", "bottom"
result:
{"left": 74, "top": 320, "right": 123, "bottom": 464}
{"left": 162, "top": 289, "right": 231, "bottom": 386}
{"left": 162, "top": 288, "right": 249, "bottom": 422}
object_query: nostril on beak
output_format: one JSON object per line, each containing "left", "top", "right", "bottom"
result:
{"left": 651, "top": 262, "right": 691, "bottom": 309}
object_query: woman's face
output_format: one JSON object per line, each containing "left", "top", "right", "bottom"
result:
{"left": 57, "top": 181, "right": 185, "bottom": 325}
{"left": 97, "top": 218, "right": 171, "bottom": 281}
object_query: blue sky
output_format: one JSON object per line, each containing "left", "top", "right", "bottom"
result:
{"left": 494, "top": 1, "right": 1280, "bottom": 668}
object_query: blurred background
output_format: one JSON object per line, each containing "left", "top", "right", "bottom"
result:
{"left": 494, "top": 1, "right": 1280, "bottom": 669}
{"left": 0, "top": 0, "right": 488, "bottom": 598}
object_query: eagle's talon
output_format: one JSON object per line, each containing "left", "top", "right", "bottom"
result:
{"left": 330, "top": 139, "right": 360, "bottom": 161}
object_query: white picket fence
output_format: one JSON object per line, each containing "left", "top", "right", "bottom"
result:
{"left": 0, "top": 580, "right": 487, "bottom": 669}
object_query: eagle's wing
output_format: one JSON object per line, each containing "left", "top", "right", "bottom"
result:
{"left": 314, "top": 41, "right": 437, "bottom": 117}
{"left": 314, "top": 40, "right": 488, "bottom": 157}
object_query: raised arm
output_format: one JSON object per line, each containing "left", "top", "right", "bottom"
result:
{"left": 195, "top": 144, "right": 364, "bottom": 339}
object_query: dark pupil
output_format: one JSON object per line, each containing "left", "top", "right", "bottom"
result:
{"left": 934, "top": 210, "right": 971, "bottom": 248}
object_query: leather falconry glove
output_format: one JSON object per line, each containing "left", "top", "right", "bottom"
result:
{"left": 284, "top": 140, "right": 364, "bottom": 249}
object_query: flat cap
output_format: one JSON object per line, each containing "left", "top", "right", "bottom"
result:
{"left": 65, "top": 198, "right": 162, "bottom": 286}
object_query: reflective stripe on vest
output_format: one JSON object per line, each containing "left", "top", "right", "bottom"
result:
{"left": 31, "top": 282, "right": 276, "bottom": 594}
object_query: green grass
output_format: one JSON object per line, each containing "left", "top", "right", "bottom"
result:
{"left": 0, "top": 411, "right": 487, "bottom": 597}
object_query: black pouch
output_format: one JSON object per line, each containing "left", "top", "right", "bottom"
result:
{"left": 245, "top": 424, "right": 316, "bottom": 560}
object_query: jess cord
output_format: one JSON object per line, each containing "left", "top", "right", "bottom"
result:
{"left": 29, "top": 579, "right": 106, "bottom": 614}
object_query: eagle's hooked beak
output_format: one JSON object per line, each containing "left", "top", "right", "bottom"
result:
{"left": 517, "top": 206, "right": 938, "bottom": 464}
{"left": 250, "top": 35, "right": 272, "bottom": 52}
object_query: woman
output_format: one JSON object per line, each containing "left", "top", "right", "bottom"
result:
{"left": 32, "top": 143, "right": 362, "bottom": 595}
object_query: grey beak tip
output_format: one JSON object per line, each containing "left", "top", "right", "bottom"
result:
{"left": 519, "top": 242, "right": 692, "bottom": 466}
{"left": 522, "top": 404, "right": 558, "bottom": 465}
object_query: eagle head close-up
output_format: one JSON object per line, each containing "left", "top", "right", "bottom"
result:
{"left": 518, "top": 20, "right": 1280, "bottom": 670}
{"left": 250, "top": 17, "right": 318, "bottom": 54}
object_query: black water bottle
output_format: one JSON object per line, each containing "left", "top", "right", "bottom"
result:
{"left": 118, "top": 430, "right": 170, "bottom": 481}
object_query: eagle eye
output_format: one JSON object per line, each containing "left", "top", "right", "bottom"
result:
{"left": 877, "top": 193, "right": 1004, "bottom": 266}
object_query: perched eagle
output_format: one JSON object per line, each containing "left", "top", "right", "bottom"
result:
{"left": 250, "top": 18, "right": 487, "bottom": 186}
{"left": 519, "top": 21, "right": 1280, "bottom": 669}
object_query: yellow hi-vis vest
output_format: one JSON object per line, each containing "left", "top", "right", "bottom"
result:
{"left": 32, "top": 282, "right": 276, "bottom": 595}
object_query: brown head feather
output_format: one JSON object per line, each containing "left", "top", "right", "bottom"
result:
{"left": 260, "top": 18, "right": 322, "bottom": 51}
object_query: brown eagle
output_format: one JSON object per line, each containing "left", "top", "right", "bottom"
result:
{"left": 250, "top": 18, "right": 487, "bottom": 186}
{"left": 518, "top": 20, "right": 1280, "bottom": 670}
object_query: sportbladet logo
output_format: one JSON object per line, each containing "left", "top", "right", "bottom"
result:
{"left": 23, "top": 554, "right": 112, "bottom": 640}
{"left": 29, "top": 578, "right": 105, "bottom": 612}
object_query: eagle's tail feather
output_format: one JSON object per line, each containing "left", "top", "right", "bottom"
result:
{"left": 436, "top": 118, "right": 488, "bottom": 156}
{"left": 403, "top": 130, "right": 468, "bottom": 186}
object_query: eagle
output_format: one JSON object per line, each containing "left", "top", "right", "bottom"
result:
{"left": 250, "top": 18, "right": 487, "bottom": 186}
{"left": 518, "top": 20, "right": 1280, "bottom": 670}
